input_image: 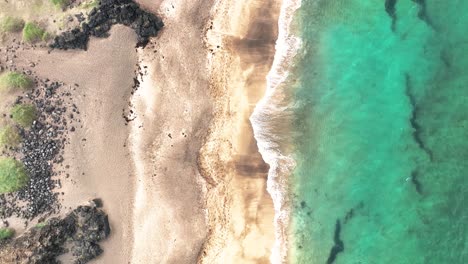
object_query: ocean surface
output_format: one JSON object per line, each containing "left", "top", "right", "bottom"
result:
{"left": 284, "top": 1, "right": 468, "bottom": 263}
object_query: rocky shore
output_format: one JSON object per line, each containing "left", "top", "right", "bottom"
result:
{"left": 0, "top": 203, "right": 110, "bottom": 264}
{"left": 51, "top": 0, "right": 164, "bottom": 50}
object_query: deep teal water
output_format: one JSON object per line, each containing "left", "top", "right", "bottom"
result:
{"left": 289, "top": 1, "right": 468, "bottom": 263}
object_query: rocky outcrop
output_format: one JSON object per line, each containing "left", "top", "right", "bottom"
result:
{"left": 51, "top": 0, "right": 164, "bottom": 50}
{"left": 0, "top": 205, "right": 110, "bottom": 264}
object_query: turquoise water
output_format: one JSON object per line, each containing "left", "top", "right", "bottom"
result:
{"left": 289, "top": 1, "right": 468, "bottom": 263}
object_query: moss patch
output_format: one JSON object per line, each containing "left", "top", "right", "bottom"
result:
{"left": 80, "top": 0, "right": 99, "bottom": 9}
{"left": 0, "top": 227, "right": 14, "bottom": 240}
{"left": 22, "top": 22, "right": 47, "bottom": 43}
{"left": 0, "top": 126, "right": 21, "bottom": 148}
{"left": 0, "top": 17, "right": 25, "bottom": 33}
{"left": 0, "top": 158, "right": 28, "bottom": 194}
{"left": 0, "top": 72, "right": 34, "bottom": 91}
{"left": 11, "top": 104, "right": 37, "bottom": 128}
{"left": 50, "top": 0, "right": 70, "bottom": 9}
{"left": 35, "top": 222, "right": 47, "bottom": 228}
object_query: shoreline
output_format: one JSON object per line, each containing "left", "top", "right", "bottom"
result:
{"left": 250, "top": 0, "right": 302, "bottom": 262}
{"left": 198, "top": 0, "right": 282, "bottom": 262}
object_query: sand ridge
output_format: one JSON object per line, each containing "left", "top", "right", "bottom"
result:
{"left": 129, "top": 0, "right": 214, "bottom": 263}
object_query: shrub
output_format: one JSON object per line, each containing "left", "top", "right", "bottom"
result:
{"left": 0, "top": 16, "right": 25, "bottom": 33}
{"left": 22, "top": 22, "right": 47, "bottom": 43}
{"left": 0, "top": 72, "right": 34, "bottom": 91}
{"left": 0, "top": 227, "right": 14, "bottom": 240}
{"left": 0, "top": 126, "right": 21, "bottom": 148}
{"left": 80, "top": 0, "right": 98, "bottom": 9}
{"left": 11, "top": 104, "right": 37, "bottom": 127}
{"left": 0, "top": 158, "right": 28, "bottom": 194}
{"left": 35, "top": 222, "right": 47, "bottom": 228}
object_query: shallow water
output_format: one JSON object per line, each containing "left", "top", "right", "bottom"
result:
{"left": 288, "top": 1, "right": 468, "bottom": 263}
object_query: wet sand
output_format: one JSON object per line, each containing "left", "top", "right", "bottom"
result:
{"left": 198, "top": 0, "right": 281, "bottom": 263}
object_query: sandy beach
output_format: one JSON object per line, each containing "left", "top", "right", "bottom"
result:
{"left": 129, "top": 0, "right": 214, "bottom": 262}
{"left": 14, "top": 26, "right": 139, "bottom": 263}
{"left": 0, "top": 0, "right": 282, "bottom": 262}
{"left": 198, "top": 0, "right": 282, "bottom": 262}
{"left": 129, "top": 0, "right": 282, "bottom": 262}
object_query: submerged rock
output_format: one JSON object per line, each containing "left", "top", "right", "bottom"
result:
{"left": 51, "top": 0, "right": 164, "bottom": 50}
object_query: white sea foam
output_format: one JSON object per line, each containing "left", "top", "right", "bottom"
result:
{"left": 249, "top": 0, "right": 302, "bottom": 263}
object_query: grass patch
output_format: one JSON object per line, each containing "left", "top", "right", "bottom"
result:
{"left": 0, "top": 126, "right": 21, "bottom": 148}
{"left": 0, "top": 72, "right": 34, "bottom": 91}
{"left": 50, "top": 0, "right": 70, "bottom": 9}
{"left": 0, "top": 157, "right": 28, "bottom": 194}
{"left": 0, "top": 17, "right": 25, "bottom": 33}
{"left": 11, "top": 104, "right": 37, "bottom": 128}
{"left": 0, "top": 227, "right": 14, "bottom": 240}
{"left": 22, "top": 22, "right": 47, "bottom": 43}
{"left": 35, "top": 222, "right": 47, "bottom": 228}
{"left": 80, "top": 0, "right": 99, "bottom": 9}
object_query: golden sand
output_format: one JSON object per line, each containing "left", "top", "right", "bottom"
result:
{"left": 198, "top": 0, "right": 282, "bottom": 263}
{"left": 1, "top": 0, "right": 282, "bottom": 262}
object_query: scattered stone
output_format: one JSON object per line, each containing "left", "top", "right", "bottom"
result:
{"left": 75, "top": 13, "right": 86, "bottom": 23}
{"left": 0, "top": 77, "right": 79, "bottom": 220}
{"left": 90, "top": 198, "right": 103, "bottom": 208}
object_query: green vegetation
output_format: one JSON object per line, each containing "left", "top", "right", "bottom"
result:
{"left": 80, "top": 0, "right": 99, "bottom": 9}
{"left": 22, "top": 22, "right": 47, "bottom": 43}
{"left": 0, "top": 72, "right": 34, "bottom": 91}
{"left": 50, "top": 0, "right": 70, "bottom": 9}
{"left": 0, "top": 126, "right": 21, "bottom": 148}
{"left": 11, "top": 104, "right": 37, "bottom": 127}
{"left": 0, "top": 227, "right": 14, "bottom": 240}
{"left": 0, "top": 16, "right": 25, "bottom": 33}
{"left": 35, "top": 222, "right": 47, "bottom": 228}
{"left": 0, "top": 158, "right": 28, "bottom": 194}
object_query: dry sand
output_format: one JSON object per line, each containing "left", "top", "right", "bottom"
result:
{"left": 15, "top": 26, "right": 139, "bottom": 263}
{"left": 129, "top": 0, "right": 213, "bottom": 263}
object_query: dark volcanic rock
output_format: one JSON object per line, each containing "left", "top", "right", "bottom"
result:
{"left": 51, "top": 0, "right": 164, "bottom": 50}
{"left": 0, "top": 205, "right": 110, "bottom": 264}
